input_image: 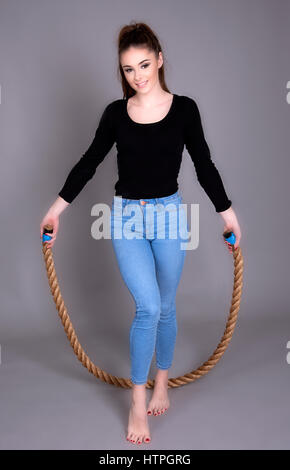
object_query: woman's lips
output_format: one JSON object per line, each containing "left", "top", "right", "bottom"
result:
{"left": 136, "top": 80, "right": 148, "bottom": 88}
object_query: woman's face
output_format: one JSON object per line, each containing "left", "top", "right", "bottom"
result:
{"left": 120, "top": 46, "right": 163, "bottom": 95}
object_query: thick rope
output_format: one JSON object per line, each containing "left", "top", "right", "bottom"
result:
{"left": 41, "top": 224, "right": 243, "bottom": 389}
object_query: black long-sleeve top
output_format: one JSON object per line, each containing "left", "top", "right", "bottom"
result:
{"left": 58, "top": 93, "right": 232, "bottom": 212}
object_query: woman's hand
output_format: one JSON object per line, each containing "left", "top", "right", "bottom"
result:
{"left": 40, "top": 196, "right": 70, "bottom": 249}
{"left": 40, "top": 210, "right": 60, "bottom": 249}
{"left": 218, "top": 206, "right": 241, "bottom": 254}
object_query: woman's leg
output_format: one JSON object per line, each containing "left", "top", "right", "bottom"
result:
{"left": 145, "top": 195, "right": 188, "bottom": 416}
{"left": 151, "top": 237, "right": 186, "bottom": 372}
{"left": 111, "top": 232, "right": 161, "bottom": 444}
{"left": 111, "top": 235, "right": 161, "bottom": 385}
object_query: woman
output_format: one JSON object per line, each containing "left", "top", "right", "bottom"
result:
{"left": 40, "top": 22, "right": 241, "bottom": 445}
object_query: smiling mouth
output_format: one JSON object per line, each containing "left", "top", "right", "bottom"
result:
{"left": 136, "top": 81, "right": 148, "bottom": 87}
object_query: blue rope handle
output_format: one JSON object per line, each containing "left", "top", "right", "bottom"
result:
{"left": 42, "top": 228, "right": 53, "bottom": 243}
{"left": 223, "top": 231, "right": 236, "bottom": 246}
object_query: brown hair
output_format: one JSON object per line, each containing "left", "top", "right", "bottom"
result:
{"left": 117, "top": 22, "right": 170, "bottom": 99}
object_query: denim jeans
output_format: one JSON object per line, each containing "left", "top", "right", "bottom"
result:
{"left": 110, "top": 190, "right": 188, "bottom": 385}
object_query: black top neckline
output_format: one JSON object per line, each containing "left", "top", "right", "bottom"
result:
{"left": 124, "top": 93, "right": 177, "bottom": 126}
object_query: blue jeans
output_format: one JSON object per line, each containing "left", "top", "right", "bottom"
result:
{"left": 110, "top": 190, "right": 188, "bottom": 385}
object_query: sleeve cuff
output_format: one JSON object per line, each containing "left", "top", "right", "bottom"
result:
{"left": 58, "top": 191, "right": 72, "bottom": 204}
{"left": 216, "top": 200, "right": 232, "bottom": 213}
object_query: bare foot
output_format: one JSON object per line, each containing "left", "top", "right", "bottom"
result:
{"left": 126, "top": 402, "right": 151, "bottom": 445}
{"left": 147, "top": 379, "right": 170, "bottom": 416}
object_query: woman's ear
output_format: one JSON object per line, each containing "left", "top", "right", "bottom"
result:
{"left": 158, "top": 51, "right": 163, "bottom": 68}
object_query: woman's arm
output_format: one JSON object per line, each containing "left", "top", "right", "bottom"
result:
{"left": 40, "top": 101, "right": 116, "bottom": 248}
{"left": 183, "top": 96, "right": 232, "bottom": 213}
{"left": 183, "top": 96, "right": 241, "bottom": 251}
{"left": 58, "top": 101, "right": 116, "bottom": 204}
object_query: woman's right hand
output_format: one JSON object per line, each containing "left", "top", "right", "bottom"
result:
{"left": 40, "top": 211, "right": 60, "bottom": 249}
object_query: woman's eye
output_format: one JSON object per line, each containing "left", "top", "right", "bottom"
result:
{"left": 124, "top": 63, "right": 150, "bottom": 73}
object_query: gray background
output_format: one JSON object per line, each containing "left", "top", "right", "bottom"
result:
{"left": 1, "top": 0, "right": 289, "bottom": 450}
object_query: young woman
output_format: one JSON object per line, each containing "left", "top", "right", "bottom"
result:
{"left": 40, "top": 22, "right": 241, "bottom": 445}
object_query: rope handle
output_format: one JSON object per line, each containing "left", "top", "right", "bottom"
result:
{"left": 223, "top": 230, "right": 236, "bottom": 246}
{"left": 42, "top": 224, "right": 53, "bottom": 242}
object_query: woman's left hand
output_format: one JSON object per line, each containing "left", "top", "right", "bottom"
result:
{"left": 219, "top": 206, "right": 241, "bottom": 254}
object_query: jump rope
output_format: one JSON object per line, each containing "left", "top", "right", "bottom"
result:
{"left": 42, "top": 223, "right": 243, "bottom": 389}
